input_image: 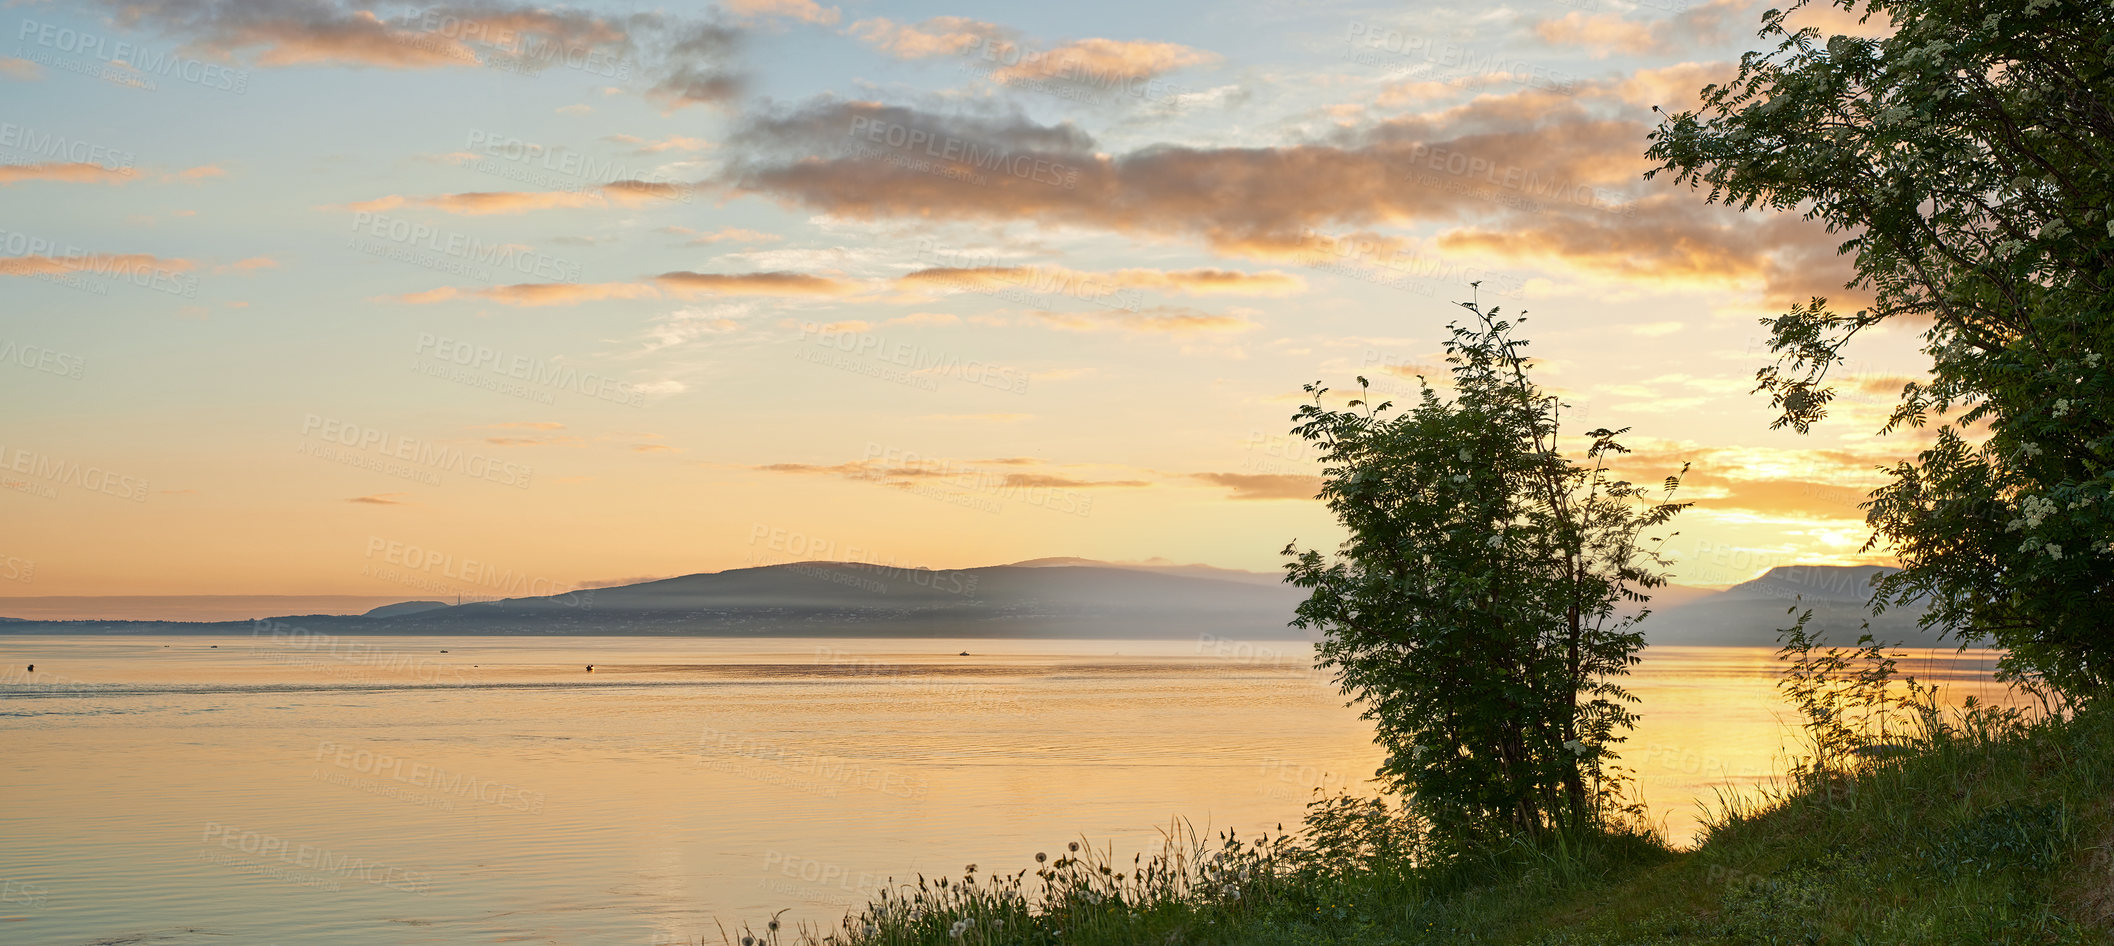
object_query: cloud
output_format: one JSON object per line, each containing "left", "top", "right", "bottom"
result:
{"left": 727, "top": 0, "right": 842, "bottom": 27}
{"left": 1530, "top": 0, "right": 1751, "bottom": 58}
{"left": 1192, "top": 472, "right": 1321, "bottom": 500}
{"left": 719, "top": 95, "right": 1637, "bottom": 254}
{"left": 214, "top": 256, "right": 279, "bottom": 274}
{"left": 1030, "top": 306, "right": 1255, "bottom": 334}
{"left": 608, "top": 134, "right": 711, "bottom": 153}
{"left": 1000, "top": 473, "right": 1150, "bottom": 488}
{"left": 756, "top": 456, "right": 1150, "bottom": 491}
{"left": 985, "top": 38, "right": 1218, "bottom": 85}
{"left": 1434, "top": 198, "right": 1857, "bottom": 308}
{"left": 922, "top": 413, "right": 1033, "bottom": 423}
{"left": 348, "top": 493, "right": 411, "bottom": 505}
{"left": 489, "top": 421, "right": 566, "bottom": 430}
{"left": 343, "top": 189, "right": 612, "bottom": 215}
{"left": 1603, "top": 443, "right": 1912, "bottom": 521}
{"left": 0, "top": 163, "right": 137, "bottom": 185}
{"left": 653, "top": 270, "right": 856, "bottom": 296}
{"left": 848, "top": 17, "right": 1212, "bottom": 87}
{"left": 633, "top": 443, "right": 680, "bottom": 453}
{"left": 0, "top": 57, "right": 40, "bottom": 80}
{"left": 713, "top": 86, "right": 1855, "bottom": 309}
{"left": 899, "top": 264, "right": 1303, "bottom": 297}
{"left": 847, "top": 16, "right": 1008, "bottom": 59}
{"left": 387, "top": 282, "right": 658, "bottom": 306}
{"left": 97, "top": 1, "right": 747, "bottom": 107}
{"left": 660, "top": 225, "right": 783, "bottom": 245}
{"left": 0, "top": 253, "right": 193, "bottom": 277}
{"left": 176, "top": 165, "right": 227, "bottom": 180}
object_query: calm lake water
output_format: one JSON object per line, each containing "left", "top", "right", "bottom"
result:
{"left": 0, "top": 634, "right": 2010, "bottom": 945}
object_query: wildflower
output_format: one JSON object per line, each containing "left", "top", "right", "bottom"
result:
{"left": 1035, "top": 852, "right": 1047, "bottom": 863}
{"left": 2047, "top": 543, "right": 2064, "bottom": 560}
{"left": 1459, "top": 447, "right": 1473, "bottom": 462}
{"left": 2054, "top": 398, "right": 2072, "bottom": 417}
{"left": 1563, "top": 739, "right": 1588, "bottom": 756}
{"left": 1068, "top": 842, "right": 1080, "bottom": 853}
{"left": 1486, "top": 533, "right": 1503, "bottom": 548}
{"left": 1224, "top": 884, "right": 1240, "bottom": 899}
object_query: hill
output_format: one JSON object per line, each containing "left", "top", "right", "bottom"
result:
{"left": 0, "top": 561, "right": 1314, "bottom": 639}
{"left": 1643, "top": 565, "right": 1951, "bottom": 648}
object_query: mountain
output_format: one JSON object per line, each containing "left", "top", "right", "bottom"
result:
{"left": 0, "top": 562, "right": 1314, "bottom": 640}
{"left": 0, "top": 562, "right": 1949, "bottom": 649}
{"left": 1644, "top": 565, "right": 1950, "bottom": 648}
{"left": 1006, "top": 557, "right": 1286, "bottom": 587}
{"left": 361, "top": 600, "right": 451, "bottom": 619}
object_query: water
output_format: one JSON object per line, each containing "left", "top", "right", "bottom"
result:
{"left": 0, "top": 634, "right": 2010, "bottom": 945}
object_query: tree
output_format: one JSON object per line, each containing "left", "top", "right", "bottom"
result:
{"left": 1282, "top": 299, "right": 1687, "bottom": 851}
{"left": 1646, "top": 0, "right": 2114, "bottom": 699}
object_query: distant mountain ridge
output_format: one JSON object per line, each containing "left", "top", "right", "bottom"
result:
{"left": 0, "top": 560, "right": 1314, "bottom": 640}
{"left": 0, "top": 561, "right": 1940, "bottom": 648}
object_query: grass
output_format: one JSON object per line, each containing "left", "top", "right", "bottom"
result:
{"left": 709, "top": 701, "right": 2114, "bottom": 946}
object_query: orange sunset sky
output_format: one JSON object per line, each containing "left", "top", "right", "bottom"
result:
{"left": 0, "top": 0, "right": 1918, "bottom": 599}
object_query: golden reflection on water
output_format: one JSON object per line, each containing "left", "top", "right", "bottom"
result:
{"left": 0, "top": 635, "right": 2011, "bottom": 944}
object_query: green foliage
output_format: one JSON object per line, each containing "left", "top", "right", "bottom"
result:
{"left": 749, "top": 706, "right": 2114, "bottom": 945}
{"left": 1281, "top": 299, "right": 1688, "bottom": 851}
{"left": 1645, "top": 0, "right": 2114, "bottom": 700}
{"left": 1773, "top": 604, "right": 1939, "bottom": 778}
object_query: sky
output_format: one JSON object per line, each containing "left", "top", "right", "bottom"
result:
{"left": 0, "top": 0, "right": 1923, "bottom": 600}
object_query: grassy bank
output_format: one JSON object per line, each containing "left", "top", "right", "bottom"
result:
{"left": 732, "top": 705, "right": 2113, "bottom": 946}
